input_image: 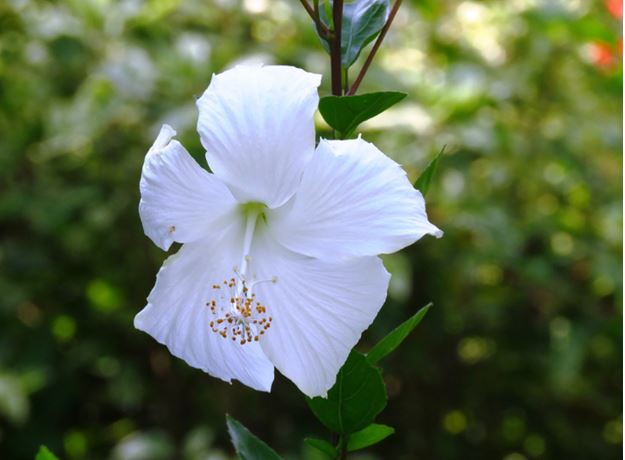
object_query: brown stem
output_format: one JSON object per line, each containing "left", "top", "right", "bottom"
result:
{"left": 348, "top": 0, "right": 402, "bottom": 95}
{"left": 298, "top": 0, "right": 316, "bottom": 19}
{"left": 330, "top": 0, "right": 344, "bottom": 95}
{"left": 339, "top": 435, "right": 348, "bottom": 460}
{"left": 299, "top": 0, "right": 331, "bottom": 38}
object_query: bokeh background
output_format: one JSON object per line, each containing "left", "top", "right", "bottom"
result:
{"left": 0, "top": 0, "right": 622, "bottom": 459}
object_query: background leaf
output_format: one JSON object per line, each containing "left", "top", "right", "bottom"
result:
{"left": 306, "top": 351, "right": 387, "bottom": 434}
{"left": 367, "top": 304, "right": 432, "bottom": 365}
{"left": 319, "top": 0, "right": 390, "bottom": 67}
{"left": 414, "top": 148, "right": 444, "bottom": 196}
{"left": 34, "top": 446, "right": 59, "bottom": 460}
{"left": 347, "top": 423, "right": 395, "bottom": 451}
{"left": 226, "top": 415, "right": 283, "bottom": 460}
{"left": 304, "top": 438, "right": 336, "bottom": 458}
{"left": 319, "top": 92, "right": 406, "bottom": 138}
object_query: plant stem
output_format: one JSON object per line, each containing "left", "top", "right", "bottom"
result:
{"left": 313, "top": 0, "right": 322, "bottom": 27}
{"left": 299, "top": 0, "right": 331, "bottom": 38}
{"left": 348, "top": 0, "right": 402, "bottom": 95}
{"left": 298, "top": 0, "right": 315, "bottom": 19}
{"left": 330, "top": 0, "right": 344, "bottom": 96}
{"left": 337, "top": 435, "right": 348, "bottom": 460}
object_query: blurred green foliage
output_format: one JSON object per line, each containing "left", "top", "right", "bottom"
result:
{"left": 0, "top": 0, "right": 621, "bottom": 459}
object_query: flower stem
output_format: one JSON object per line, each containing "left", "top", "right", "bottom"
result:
{"left": 348, "top": 0, "right": 402, "bottom": 95}
{"left": 330, "top": 0, "right": 344, "bottom": 96}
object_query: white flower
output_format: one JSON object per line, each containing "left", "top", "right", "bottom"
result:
{"left": 135, "top": 65, "right": 442, "bottom": 397}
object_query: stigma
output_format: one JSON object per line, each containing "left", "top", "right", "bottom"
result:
{"left": 205, "top": 272, "right": 275, "bottom": 345}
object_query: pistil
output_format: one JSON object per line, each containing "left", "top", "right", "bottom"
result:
{"left": 237, "top": 209, "right": 260, "bottom": 291}
{"left": 204, "top": 205, "right": 276, "bottom": 345}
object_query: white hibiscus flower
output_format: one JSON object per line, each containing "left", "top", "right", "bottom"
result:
{"left": 135, "top": 65, "right": 442, "bottom": 397}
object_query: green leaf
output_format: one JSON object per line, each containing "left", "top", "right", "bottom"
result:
{"left": 367, "top": 303, "right": 432, "bottom": 365}
{"left": 319, "top": 91, "right": 406, "bottom": 138}
{"left": 347, "top": 423, "right": 395, "bottom": 451}
{"left": 35, "top": 446, "right": 59, "bottom": 460}
{"left": 306, "top": 351, "right": 387, "bottom": 434}
{"left": 226, "top": 415, "right": 283, "bottom": 460}
{"left": 319, "top": 0, "right": 390, "bottom": 67}
{"left": 414, "top": 147, "right": 445, "bottom": 196}
{"left": 304, "top": 438, "right": 337, "bottom": 458}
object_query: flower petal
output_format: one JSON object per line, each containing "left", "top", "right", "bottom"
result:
{"left": 139, "top": 124, "right": 239, "bottom": 251}
{"left": 249, "top": 232, "right": 390, "bottom": 397}
{"left": 196, "top": 65, "right": 321, "bottom": 208}
{"left": 134, "top": 230, "right": 275, "bottom": 392}
{"left": 269, "top": 138, "right": 443, "bottom": 260}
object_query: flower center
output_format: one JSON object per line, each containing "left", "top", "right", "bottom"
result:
{"left": 206, "top": 274, "right": 274, "bottom": 344}
{"left": 205, "top": 206, "right": 275, "bottom": 345}
{"left": 240, "top": 201, "right": 267, "bottom": 218}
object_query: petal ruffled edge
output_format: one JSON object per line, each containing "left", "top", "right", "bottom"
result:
{"left": 268, "top": 137, "right": 443, "bottom": 261}
{"left": 196, "top": 65, "right": 321, "bottom": 208}
{"left": 249, "top": 232, "right": 390, "bottom": 397}
{"left": 139, "top": 124, "right": 239, "bottom": 251}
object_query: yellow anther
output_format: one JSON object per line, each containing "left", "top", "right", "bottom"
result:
{"left": 204, "top": 274, "right": 274, "bottom": 345}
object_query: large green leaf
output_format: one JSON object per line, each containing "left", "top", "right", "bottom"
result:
{"left": 367, "top": 303, "right": 432, "bottom": 365}
{"left": 304, "top": 438, "right": 337, "bottom": 458}
{"left": 319, "top": 91, "right": 406, "bottom": 138}
{"left": 35, "top": 446, "right": 59, "bottom": 460}
{"left": 306, "top": 351, "right": 387, "bottom": 434}
{"left": 319, "top": 0, "right": 390, "bottom": 67}
{"left": 414, "top": 147, "right": 445, "bottom": 196}
{"left": 226, "top": 415, "right": 283, "bottom": 460}
{"left": 347, "top": 423, "right": 395, "bottom": 451}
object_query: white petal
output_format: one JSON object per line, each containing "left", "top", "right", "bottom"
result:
{"left": 196, "top": 65, "right": 321, "bottom": 208}
{"left": 249, "top": 233, "right": 390, "bottom": 397}
{"left": 134, "top": 230, "right": 275, "bottom": 391}
{"left": 139, "top": 124, "right": 239, "bottom": 251}
{"left": 269, "top": 138, "right": 443, "bottom": 260}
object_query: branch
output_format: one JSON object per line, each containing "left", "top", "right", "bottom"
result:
{"left": 338, "top": 435, "right": 349, "bottom": 460}
{"left": 298, "top": 0, "right": 316, "bottom": 18}
{"left": 348, "top": 0, "right": 402, "bottom": 95}
{"left": 299, "top": 0, "right": 331, "bottom": 38}
{"left": 331, "top": 0, "right": 344, "bottom": 95}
